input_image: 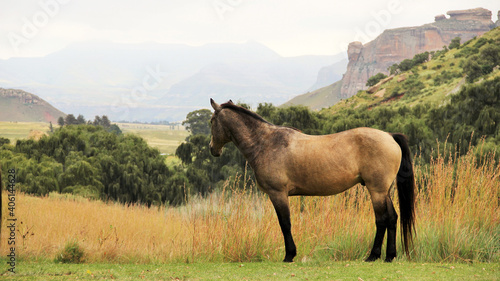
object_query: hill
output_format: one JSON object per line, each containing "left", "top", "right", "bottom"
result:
{"left": 287, "top": 8, "right": 499, "bottom": 110}
{"left": 322, "top": 27, "right": 500, "bottom": 115}
{"left": 315, "top": 26, "right": 500, "bottom": 158}
{"left": 0, "top": 88, "right": 65, "bottom": 123}
{"left": 282, "top": 80, "right": 342, "bottom": 110}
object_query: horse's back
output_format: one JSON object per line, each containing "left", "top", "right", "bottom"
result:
{"left": 273, "top": 127, "right": 401, "bottom": 196}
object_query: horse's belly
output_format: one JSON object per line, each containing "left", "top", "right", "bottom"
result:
{"left": 287, "top": 174, "right": 361, "bottom": 196}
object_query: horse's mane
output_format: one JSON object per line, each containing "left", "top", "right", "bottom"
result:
{"left": 220, "top": 102, "right": 271, "bottom": 125}
{"left": 220, "top": 102, "right": 302, "bottom": 132}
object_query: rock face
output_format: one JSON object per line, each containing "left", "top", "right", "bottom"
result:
{"left": 340, "top": 8, "right": 495, "bottom": 99}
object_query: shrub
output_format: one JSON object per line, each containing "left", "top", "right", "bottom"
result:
{"left": 55, "top": 240, "right": 85, "bottom": 263}
{"left": 366, "top": 72, "right": 388, "bottom": 86}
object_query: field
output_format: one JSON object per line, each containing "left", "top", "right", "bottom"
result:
{"left": 1, "top": 143, "right": 499, "bottom": 279}
{"left": 0, "top": 121, "right": 189, "bottom": 155}
{"left": 0, "top": 121, "right": 50, "bottom": 143}
{"left": 116, "top": 122, "right": 189, "bottom": 155}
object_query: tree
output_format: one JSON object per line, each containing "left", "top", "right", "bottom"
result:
{"left": 101, "top": 115, "right": 111, "bottom": 128}
{"left": 65, "top": 114, "right": 78, "bottom": 125}
{"left": 182, "top": 109, "right": 212, "bottom": 135}
{"left": 58, "top": 116, "right": 65, "bottom": 127}
{"left": 0, "top": 137, "right": 10, "bottom": 146}
{"left": 76, "top": 115, "right": 86, "bottom": 125}
{"left": 366, "top": 73, "right": 388, "bottom": 87}
{"left": 449, "top": 37, "right": 461, "bottom": 49}
{"left": 93, "top": 116, "right": 102, "bottom": 126}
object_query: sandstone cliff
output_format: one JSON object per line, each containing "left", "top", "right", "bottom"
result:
{"left": 340, "top": 8, "right": 495, "bottom": 99}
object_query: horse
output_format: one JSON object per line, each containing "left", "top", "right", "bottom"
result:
{"left": 209, "top": 99, "right": 416, "bottom": 263}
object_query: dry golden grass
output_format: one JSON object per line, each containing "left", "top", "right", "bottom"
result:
{"left": 1, "top": 145, "right": 498, "bottom": 263}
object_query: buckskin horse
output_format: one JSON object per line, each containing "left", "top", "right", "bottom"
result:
{"left": 209, "top": 99, "right": 416, "bottom": 262}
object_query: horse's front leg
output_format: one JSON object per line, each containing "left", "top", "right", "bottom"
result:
{"left": 269, "top": 192, "right": 296, "bottom": 262}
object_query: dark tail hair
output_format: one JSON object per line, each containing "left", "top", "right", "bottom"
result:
{"left": 391, "top": 133, "right": 416, "bottom": 258}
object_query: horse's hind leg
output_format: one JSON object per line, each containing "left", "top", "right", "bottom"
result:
{"left": 269, "top": 192, "right": 296, "bottom": 262}
{"left": 385, "top": 196, "right": 398, "bottom": 262}
{"left": 366, "top": 191, "right": 398, "bottom": 262}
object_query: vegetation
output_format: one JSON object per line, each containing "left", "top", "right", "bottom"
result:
{"left": 58, "top": 114, "right": 122, "bottom": 134}
{"left": 1, "top": 260, "right": 498, "bottom": 280}
{"left": 388, "top": 51, "right": 429, "bottom": 75}
{"left": 0, "top": 125, "right": 184, "bottom": 206}
{"left": 0, "top": 144, "right": 498, "bottom": 265}
{"left": 54, "top": 240, "right": 86, "bottom": 264}
{"left": 366, "top": 72, "right": 387, "bottom": 87}
{"left": 118, "top": 122, "right": 189, "bottom": 155}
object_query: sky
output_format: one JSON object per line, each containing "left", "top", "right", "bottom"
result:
{"left": 1, "top": 0, "right": 499, "bottom": 59}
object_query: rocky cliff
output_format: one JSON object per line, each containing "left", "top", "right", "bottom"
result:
{"left": 340, "top": 8, "right": 496, "bottom": 99}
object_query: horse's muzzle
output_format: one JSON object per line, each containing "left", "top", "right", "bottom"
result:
{"left": 209, "top": 143, "right": 221, "bottom": 157}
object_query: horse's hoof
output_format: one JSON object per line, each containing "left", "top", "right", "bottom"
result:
{"left": 384, "top": 256, "right": 395, "bottom": 263}
{"left": 283, "top": 256, "right": 294, "bottom": 263}
{"left": 364, "top": 255, "right": 380, "bottom": 262}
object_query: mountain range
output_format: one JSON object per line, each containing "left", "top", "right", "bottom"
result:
{"left": 0, "top": 41, "right": 346, "bottom": 122}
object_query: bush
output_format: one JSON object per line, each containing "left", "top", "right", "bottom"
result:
{"left": 366, "top": 72, "right": 388, "bottom": 87}
{"left": 55, "top": 240, "right": 85, "bottom": 263}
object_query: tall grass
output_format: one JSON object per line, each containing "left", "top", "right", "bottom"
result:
{"left": 1, "top": 145, "right": 498, "bottom": 263}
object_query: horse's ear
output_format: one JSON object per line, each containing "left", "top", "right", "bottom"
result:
{"left": 228, "top": 99, "right": 234, "bottom": 105}
{"left": 210, "top": 98, "right": 221, "bottom": 111}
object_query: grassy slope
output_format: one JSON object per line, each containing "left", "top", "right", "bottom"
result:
{"left": 1, "top": 261, "right": 498, "bottom": 280}
{"left": 282, "top": 79, "right": 342, "bottom": 110}
{"left": 321, "top": 27, "right": 500, "bottom": 115}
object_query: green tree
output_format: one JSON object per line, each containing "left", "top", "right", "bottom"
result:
{"left": 76, "top": 115, "right": 86, "bottom": 125}
{"left": 366, "top": 72, "right": 388, "bottom": 87}
{"left": 449, "top": 37, "right": 461, "bottom": 49}
{"left": 65, "top": 114, "right": 78, "bottom": 125}
{"left": 182, "top": 109, "right": 212, "bottom": 135}
{"left": 58, "top": 116, "right": 65, "bottom": 127}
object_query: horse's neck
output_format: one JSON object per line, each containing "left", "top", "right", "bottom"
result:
{"left": 225, "top": 113, "right": 270, "bottom": 163}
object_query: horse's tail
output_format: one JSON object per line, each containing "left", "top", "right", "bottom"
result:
{"left": 391, "top": 133, "right": 416, "bottom": 258}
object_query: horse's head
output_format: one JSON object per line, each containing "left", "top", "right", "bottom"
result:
{"left": 209, "top": 98, "right": 232, "bottom": 157}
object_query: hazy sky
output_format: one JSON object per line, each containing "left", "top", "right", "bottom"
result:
{"left": 1, "top": 0, "right": 499, "bottom": 59}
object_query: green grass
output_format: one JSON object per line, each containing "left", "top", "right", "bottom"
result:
{"left": 1, "top": 260, "right": 498, "bottom": 280}
{"left": 0, "top": 121, "right": 50, "bottom": 143}
{"left": 118, "top": 122, "right": 189, "bottom": 155}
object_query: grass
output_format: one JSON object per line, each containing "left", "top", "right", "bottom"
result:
{"left": 0, "top": 121, "right": 50, "bottom": 143}
{"left": 117, "top": 122, "right": 189, "bottom": 155}
{"left": 0, "top": 144, "right": 498, "bottom": 269}
{"left": 0, "top": 260, "right": 498, "bottom": 280}
{"left": 0, "top": 121, "right": 189, "bottom": 156}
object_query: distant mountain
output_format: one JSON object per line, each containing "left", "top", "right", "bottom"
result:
{"left": 0, "top": 88, "right": 66, "bottom": 123}
{"left": 0, "top": 41, "right": 341, "bottom": 122}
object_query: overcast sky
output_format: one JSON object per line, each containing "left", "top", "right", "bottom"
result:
{"left": 1, "top": 0, "right": 499, "bottom": 59}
